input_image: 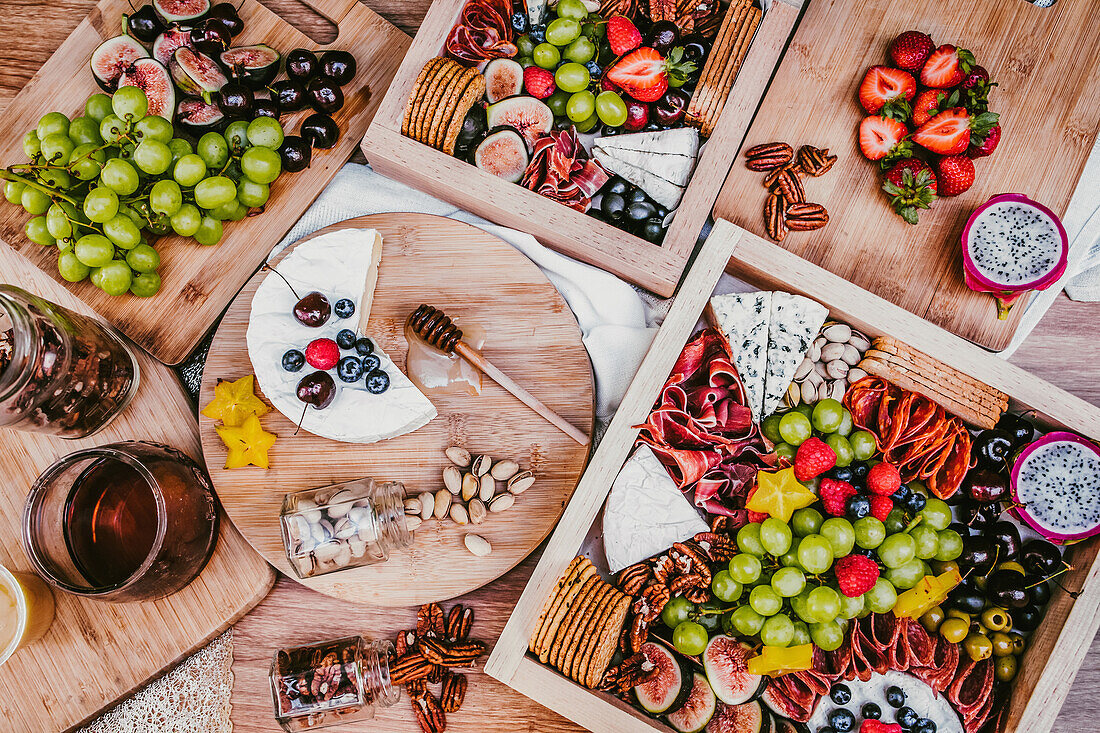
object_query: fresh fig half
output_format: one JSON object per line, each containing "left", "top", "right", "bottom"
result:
{"left": 153, "top": 0, "right": 210, "bottom": 25}
{"left": 170, "top": 47, "right": 227, "bottom": 100}
{"left": 634, "top": 641, "right": 691, "bottom": 715}
{"left": 485, "top": 96, "right": 553, "bottom": 149}
{"left": 483, "top": 58, "right": 524, "bottom": 103}
{"left": 177, "top": 97, "right": 227, "bottom": 134}
{"left": 118, "top": 58, "right": 176, "bottom": 119}
{"left": 472, "top": 127, "right": 529, "bottom": 183}
{"left": 90, "top": 35, "right": 150, "bottom": 92}
{"left": 219, "top": 45, "right": 281, "bottom": 89}
{"left": 152, "top": 25, "right": 194, "bottom": 66}
{"left": 705, "top": 701, "right": 769, "bottom": 733}
{"left": 702, "top": 636, "right": 763, "bottom": 706}
{"left": 666, "top": 672, "right": 717, "bottom": 733}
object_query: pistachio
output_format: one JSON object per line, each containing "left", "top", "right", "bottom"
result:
{"left": 468, "top": 499, "right": 487, "bottom": 525}
{"left": 479, "top": 474, "right": 495, "bottom": 502}
{"left": 826, "top": 359, "right": 849, "bottom": 380}
{"left": 405, "top": 514, "right": 423, "bottom": 532}
{"left": 848, "top": 333, "right": 871, "bottom": 352}
{"left": 841, "top": 344, "right": 861, "bottom": 366}
{"left": 349, "top": 538, "right": 368, "bottom": 558}
{"left": 829, "top": 380, "right": 847, "bottom": 401}
{"left": 817, "top": 381, "right": 830, "bottom": 401}
{"left": 443, "top": 465, "right": 463, "bottom": 495}
{"left": 489, "top": 493, "right": 515, "bottom": 512}
{"left": 445, "top": 446, "right": 472, "bottom": 468}
{"left": 464, "top": 534, "right": 492, "bottom": 557}
{"left": 450, "top": 503, "right": 469, "bottom": 525}
{"left": 812, "top": 361, "right": 829, "bottom": 380}
{"left": 419, "top": 492, "right": 435, "bottom": 521}
{"left": 461, "top": 472, "right": 479, "bottom": 501}
{"left": 471, "top": 454, "right": 492, "bottom": 477}
{"left": 847, "top": 366, "right": 868, "bottom": 383}
{"left": 801, "top": 380, "right": 818, "bottom": 403}
{"left": 808, "top": 338, "right": 823, "bottom": 362}
{"left": 508, "top": 470, "right": 535, "bottom": 495}
{"left": 794, "top": 357, "right": 814, "bottom": 381}
{"left": 326, "top": 489, "right": 353, "bottom": 518}
{"left": 785, "top": 381, "right": 801, "bottom": 407}
{"left": 823, "top": 323, "right": 852, "bottom": 343}
{"left": 405, "top": 497, "right": 423, "bottom": 515}
{"left": 434, "top": 489, "right": 453, "bottom": 520}
{"left": 490, "top": 459, "right": 520, "bottom": 481}
{"left": 820, "top": 342, "right": 846, "bottom": 363}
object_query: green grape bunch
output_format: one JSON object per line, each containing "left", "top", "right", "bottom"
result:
{"left": 1, "top": 86, "right": 286, "bottom": 298}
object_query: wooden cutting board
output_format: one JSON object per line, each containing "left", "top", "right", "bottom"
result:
{"left": 0, "top": 0, "right": 409, "bottom": 365}
{"left": 0, "top": 243, "right": 275, "bottom": 733}
{"left": 712, "top": 0, "right": 1100, "bottom": 351}
{"left": 198, "top": 213, "right": 595, "bottom": 606}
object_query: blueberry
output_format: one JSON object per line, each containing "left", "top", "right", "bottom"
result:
{"left": 885, "top": 686, "right": 905, "bottom": 708}
{"left": 365, "top": 369, "right": 390, "bottom": 394}
{"left": 282, "top": 349, "right": 305, "bottom": 372}
{"left": 833, "top": 466, "right": 855, "bottom": 482}
{"left": 912, "top": 719, "right": 936, "bottom": 733}
{"left": 510, "top": 11, "right": 528, "bottom": 33}
{"left": 891, "top": 484, "right": 912, "bottom": 503}
{"left": 853, "top": 462, "right": 869, "bottom": 479}
{"left": 354, "top": 337, "right": 374, "bottom": 356}
{"left": 361, "top": 354, "right": 380, "bottom": 373}
{"left": 529, "top": 23, "right": 546, "bottom": 42}
{"left": 905, "top": 491, "right": 927, "bottom": 513}
{"left": 828, "top": 709, "right": 854, "bottom": 732}
{"left": 861, "top": 703, "right": 881, "bottom": 720}
{"left": 334, "top": 298, "right": 355, "bottom": 318}
{"left": 851, "top": 547, "right": 875, "bottom": 558}
{"left": 336, "top": 328, "right": 356, "bottom": 349}
{"left": 585, "top": 60, "right": 601, "bottom": 77}
{"left": 896, "top": 706, "right": 919, "bottom": 729}
{"left": 829, "top": 684, "right": 851, "bottom": 705}
{"left": 847, "top": 494, "right": 871, "bottom": 519}
{"left": 336, "top": 355, "right": 364, "bottom": 383}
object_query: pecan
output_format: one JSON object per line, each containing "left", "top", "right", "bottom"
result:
{"left": 406, "top": 678, "right": 429, "bottom": 699}
{"left": 428, "top": 663, "right": 446, "bottom": 684}
{"left": 763, "top": 161, "right": 799, "bottom": 189}
{"left": 418, "top": 637, "right": 487, "bottom": 668}
{"left": 765, "top": 192, "right": 788, "bottom": 242}
{"left": 670, "top": 573, "right": 707, "bottom": 597}
{"left": 441, "top": 672, "right": 468, "bottom": 712}
{"left": 684, "top": 585, "right": 710, "bottom": 603}
{"left": 651, "top": 554, "right": 676, "bottom": 585}
{"left": 446, "top": 605, "right": 465, "bottom": 642}
{"left": 395, "top": 629, "right": 415, "bottom": 657}
{"left": 626, "top": 612, "right": 648, "bottom": 656}
{"left": 692, "top": 531, "right": 736, "bottom": 562}
{"left": 412, "top": 692, "right": 446, "bottom": 733}
{"left": 617, "top": 563, "right": 654, "bottom": 596}
{"left": 797, "top": 145, "right": 838, "bottom": 177}
{"left": 745, "top": 142, "right": 793, "bottom": 172}
{"left": 390, "top": 652, "right": 434, "bottom": 685}
{"left": 427, "top": 603, "right": 447, "bottom": 637}
{"left": 673, "top": 541, "right": 712, "bottom": 584}
{"left": 709, "top": 515, "right": 729, "bottom": 534}
{"left": 619, "top": 624, "right": 635, "bottom": 657}
{"left": 633, "top": 583, "right": 670, "bottom": 622}
{"left": 309, "top": 656, "right": 342, "bottom": 700}
{"left": 601, "top": 0, "right": 637, "bottom": 19}
{"left": 616, "top": 652, "right": 658, "bottom": 690}
{"left": 648, "top": 0, "right": 676, "bottom": 22}
{"left": 776, "top": 168, "right": 805, "bottom": 204}
{"left": 785, "top": 202, "right": 830, "bottom": 231}
{"left": 456, "top": 607, "right": 474, "bottom": 642}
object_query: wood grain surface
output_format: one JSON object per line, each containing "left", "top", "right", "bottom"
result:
{"left": 0, "top": 244, "right": 275, "bottom": 733}
{"left": 3, "top": 1, "right": 1100, "bottom": 732}
{"left": 199, "top": 214, "right": 595, "bottom": 606}
{"left": 712, "top": 0, "right": 1100, "bottom": 351}
{"left": 0, "top": 0, "right": 410, "bottom": 365}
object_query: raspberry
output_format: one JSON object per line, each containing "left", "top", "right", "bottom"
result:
{"left": 607, "top": 15, "right": 642, "bottom": 56}
{"left": 820, "top": 478, "right": 858, "bottom": 517}
{"left": 861, "top": 721, "right": 903, "bottom": 733}
{"left": 305, "top": 338, "right": 340, "bottom": 370}
{"left": 794, "top": 437, "right": 837, "bottom": 482}
{"left": 836, "top": 554, "right": 880, "bottom": 597}
{"left": 867, "top": 462, "right": 902, "bottom": 496}
{"left": 523, "top": 66, "right": 556, "bottom": 99}
{"left": 869, "top": 494, "right": 894, "bottom": 521}
{"left": 747, "top": 510, "right": 769, "bottom": 524}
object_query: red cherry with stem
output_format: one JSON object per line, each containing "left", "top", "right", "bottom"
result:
{"left": 624, "top": 100, "right": 648, "bottom": 131}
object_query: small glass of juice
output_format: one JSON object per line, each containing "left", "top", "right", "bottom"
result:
{"left": 0, "top": 565, "right": 55, "bottom": 667}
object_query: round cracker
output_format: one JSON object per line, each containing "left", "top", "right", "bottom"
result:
{"left": 430, "top": 66, "right": 480, "bottom": 150}
{"left": 441, "top": 73, "right": 487, "bottom": 156}
{"left": 416, "top": 59, "right": 463, "bottom": 145}
{"left": 550, "top": 575, "right": 600, "bottom": 671}
{"left": 402, "top": 57, "right": 443, "bottom": 137}
{"left": 537, "top": 561, "right": 597, "bottom": 661}
{"left": 587, "top": 591, "right": 632, "bottom": 687}
{"left": 563, "top": 582, "right": 614, "bottom": 681}
{"left": 530, "top": 556, "right": 585, "bottom": 652}
{"left": 571, "top": 584, "right": 619, "bottom": 685}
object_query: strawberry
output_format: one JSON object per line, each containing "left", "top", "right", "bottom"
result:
{"left": 882, "top": 159, "right": 937, "bottom": 225}
{"left": 920, "top": 44, "right": 975, "bottom": 88}
{"left": 867, "top": 462, "right": 902, "bottom": 496}
{"left": 861, "top": 721, "right": 903, "bottom": 733}
{"left": 305, "top": 338, "right": 340, "bottom": 370}
{"left": 911, "top": 88, "right": 955, "bottom": 127}
{"left": 869, "top": 494, "right": 894, "bottom": 521}
{"left": 606, "top": 46, "right": 695, "bottom": 103}
{"left": 858, "top": 66, "right": 916, "bottom": 118}
{"left": 523, "top": 66, "right": 556, "bottom": 99}
{"left": 888, "top": 30, "right": 935, "bottom": 71}
{"left": 835, "top": 554, "right": 880, "bottom": 597}
{"left": 912, "top": 108, "right": 970, "bottom": 155}
{"left": 820, "top": 478, "right": 858, "bottom": 517}
{"left": 967, "top": 122, "right": 1001, "bottom": 158}
{"left": 962, "top": 65, "right": 989, "bottom": 89}
{"left": 935, "top": 154, "right": 975, "bottom": 196}
{"left": 858, "top": 115, "right": 910, "bottom": 162}
{"left": 794, "top": 437, "right": 837, "bottom": 482}
{"left": 607, "top": 15, "right": 643, "bottom": 56}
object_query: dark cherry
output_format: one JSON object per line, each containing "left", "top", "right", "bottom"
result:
{"left": 986, "top": 569, "right": 1029, "bottom": 609}
{"left": 320, "top": 50, "right": 357, "bottom": 86}
{"left": 973, "top": 429, "right": 1015, "bottom": 469}
{"left": 647, "top": 20, "right": 679, "bottom": 54}
{"left": 946, "top": 580, "right": 985, "bottom": 614}
{"left": 653, "top": 89, "right": 689, "bottom": 126}
{"left": 624, "top": 100, "right": 648, "bottom": 131}
{"left": 963, "top": 468, "right": 1008, "bottom": 504}
{"left": 956, "top": 537, "right": 997, "bottom": 576}
{"left": 1028, "top": 578, "right": 1051, "bottom": 606}
{"left": 293, "top": 291, "right": 330, "bottom": 327}
{"left": 126, "top": 6, "right": 164, "bottom": 43}
{"left": 306, "top": 76, "right": 344, "bottom": 114}
{"left": 217, "top": 83, "right": 254, "bottom": 118}
{"left": 986, "top": 520, "right": 1021, "bottom": 561}
{"left": 206, "top": 2, "right": 244, "bottom": 36}
{"left": 300, "top": 113, "right": 340, "bottom": 149}
{"left": 297, "top": 370, "right": 336, "bottom": 409}
{"left": 958, "top": 499, "right": 998, "bottom": 533}
{"left": 1012, "top": 604, "right": 1042, "bottom": 632}
{"left": 1020, "top": 539, "right": 1062, "bottom": 575}
{"left": 286, "top": 48, "right": 319, "bottom": 81}
{"left": 252, "top": 98, "right": 280, "bottom": 119}
{"left": 279, "top": 135, "right": 313, "bottom": 172}
{"left": 996, "top": 413, "right": 1035, "bottom": 448}
{"left": 680, "top": 34, "right": 709, "bottom": 66}
{"left": 190, "top": 21, "right": 231, "bottom": 56}
{"left": 272, "top": 80, "right": 308, "bottom": 113}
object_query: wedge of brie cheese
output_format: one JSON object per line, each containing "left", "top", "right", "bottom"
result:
{"left": 593, "top": 127, "right": 700, "bottom": 209}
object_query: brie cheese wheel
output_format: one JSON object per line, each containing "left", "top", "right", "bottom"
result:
{"left": 761, "top": 292, "right": 828, "bottom": 419}
{"left": 707, "top": 292, "right": 771, "bottom": 423}
{"left": 594, "top": 150, "right": 687, "bottom": 209}
{"left": 247, "top": 228, "right": 437, "bottom": 444}
{"left": 806, "top": 671, "right": 963, "bottom": 733}
{"left": 603, "top": 444, "right": 709, "bottom": 574}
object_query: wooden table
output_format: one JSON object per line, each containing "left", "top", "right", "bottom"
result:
{"left": 3, "top": 1, "right": 1100, "bottom": 730}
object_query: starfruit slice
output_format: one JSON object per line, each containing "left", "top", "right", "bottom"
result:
{"left": 745, "top": 467, "right": 817, "bottom": 522}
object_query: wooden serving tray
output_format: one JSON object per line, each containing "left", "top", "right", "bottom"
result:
{"left": 198, "top": 213, "right": 595, "bottom": 606}
{"left": 484, "top": 221, "right": 1100, "bottom": 733}
{"left": 0, "top": 0, "right": 410, "bottom": 365}
{"left": 712, "top": 0, "right": 1100, "bottom": 351}
{"left": 0, "top": 244, "right": 275, "bottom": 733}
{"left": 360, "top": 0, "right": 799, "bottom": 298}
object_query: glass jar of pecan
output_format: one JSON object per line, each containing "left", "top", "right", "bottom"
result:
{"left": 270, "top": 636, "right": 400, "bottom": 731}
{"left": 0, "top": 285, "right": 138, "bottom": 439}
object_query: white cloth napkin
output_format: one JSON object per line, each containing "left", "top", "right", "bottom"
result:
{"left": 272, "top": 162, "right": 659, "bottom": 424}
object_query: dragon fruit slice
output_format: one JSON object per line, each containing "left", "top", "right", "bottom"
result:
{"left": 1010, "top": 431, "right": 1100, "bottom": 544}
{"left": 961, "top": 193, "right": 1068, "bottom": 320}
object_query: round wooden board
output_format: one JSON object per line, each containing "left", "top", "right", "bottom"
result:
{"left": 199, "top": 213, "right": 594, "bottom": 606}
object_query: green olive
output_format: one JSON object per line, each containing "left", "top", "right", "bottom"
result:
{"left": 964, "top": 632, "right": 993, "bottom": 662}
{"left": 939, "top": 618, "right": 969, "bottom": 644}
{"left": 995, "top": 653, "right": 1018, "bottom": 682}
{"left": 919, "top": 605, "right": 945, "bottom": 634}
{"left": 981, "top": 607, "right": 1010, "bottom": 632}
{"left": 991, "top": 631, "right": 1015, "bottom": 657}
{"left": 1010, "top": 632, "right": 1027, "bottom": 654}
{"left": 946, "top": 609, "right": 971, "bottom": 625}
{"left": 998, "top": 561, "right": 1026, "bottom": 575}
{"left": 932, "top": 560, "right": 960, "bottom": 576}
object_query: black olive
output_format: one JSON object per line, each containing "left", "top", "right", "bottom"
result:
{"left": 946, "top": 580, "right": 985, "bottom": 614}
{"left": 300, "top": 113, "right": 340, "bottom": 149}
{"left": 626, "top": 201, "right": 655, "bottom": 222}
{"left": 278, "top": 135, "right": 313, "bottom": 172}
{"left": 306, "top": 75, "right": 344, "bottom": 114}
{"left": 1011, "top": 604, "right": 1042, "bottom": 632}
{"left": 640, "top": 216, "right": 665, "bottom": 242}
{"left": 320, "top": 50, "right": 357, "bottom": 86}
{"left": 606, "top": 176, "right": 630, "bottom": 196}
{"left": 272, "top": 80, "right": 307, "bottom": 113}
{"left": 286, "top": 48, "right": 319, "bottom": 81}
{"left": 1027, "top": 578, "right": 1051, "bottom": 606}
{"left": 601, "top": 193, "right": 626, "bottom": 221}
{"left": 628, "top": 188, "right": 649, "bottom": 204}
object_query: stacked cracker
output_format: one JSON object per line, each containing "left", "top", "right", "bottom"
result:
{"left": 529, "top": 556, "right": 631, "bottom": 687}
{"left": 858, "top": 336, "right": 1009, "bottom": 430}
{"left": 684, "top": 0, "right": 761, "bottom": 137}
{"left": 403, "top": 58, "right": 486, "bottom": 155}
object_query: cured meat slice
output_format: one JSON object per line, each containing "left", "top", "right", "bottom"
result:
{"left": 947, "top": 657, "right": 994, "bottom": 717}
{"left": 762, "top": 678, "right": 816, "bottom": 722}
{"left": 445, "top": 0, "right": 518, "bottom": 63}
{"left": 910, "top": 636, "right": 959, "bottom": 693}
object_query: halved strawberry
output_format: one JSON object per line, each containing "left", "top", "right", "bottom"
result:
{"left": 859, "top": 115, "right": 909, "bottom": 161}
{"left": 967, "top": 122, "right": 1001, "bottom": 159}
{"left": 607, "top": 15, "right": 642, "bottom": 56}
{"left": 935, "top": 154, "right": 975, "bottom": 196}
{"left": 858, "top": 66, "right": 916, "bottom": 118}
{"left": 882, "top": 158, "right": 937, "bottom": 225}
{"left": 888, "top": 30, "right": 935, "bottom": 71}
{"left": 912, "top": 107, "right": 971, "bottom": 155}
{"left": 911, "top": 88, "right": 954, "bottom": 127}
{"left": 606, "top": 47, "right": 695, "bottom": 103}
{"left": 920, "top": 44, "right": 975, "bottom": 88}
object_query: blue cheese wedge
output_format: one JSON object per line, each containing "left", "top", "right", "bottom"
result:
{"left": 762, "top": 292, "right": 828, "bottom": 419}
{"left": 706, "top": 292, "right": 771, "bottom": 423}
{"left": 247, "top": 228, "right": 437, "bottom": 444}
{"left": 603, "top": 444, "right": 709, "bottom": 574}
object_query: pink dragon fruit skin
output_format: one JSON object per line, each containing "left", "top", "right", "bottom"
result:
{"left": 961, "top": 193, "right": 1068, "bottom": 320}
{"left": 1010, "top": 431, "right": 1100, "bottom": 544}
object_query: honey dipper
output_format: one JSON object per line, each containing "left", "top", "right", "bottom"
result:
{"left": 408, "top": 305, "right": 589, "bottom": 445}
